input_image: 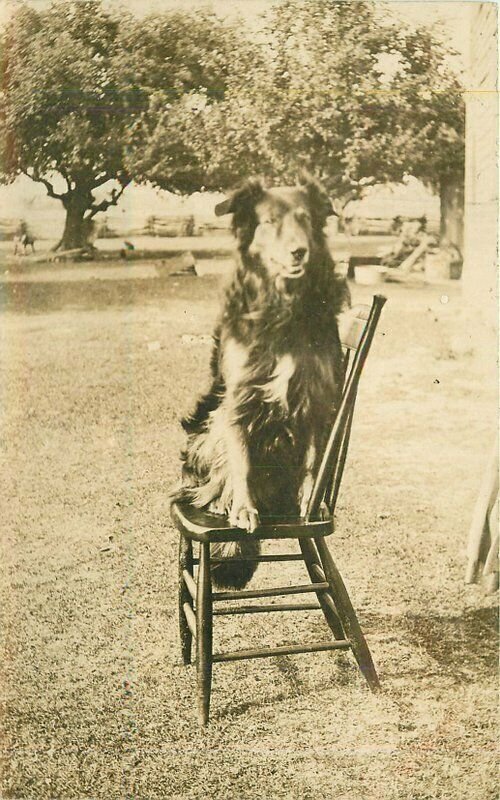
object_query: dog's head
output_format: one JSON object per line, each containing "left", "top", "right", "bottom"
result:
{"left": 215, "top": 175, "right": 336, "bottom": 284}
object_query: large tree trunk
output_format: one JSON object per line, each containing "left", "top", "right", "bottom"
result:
{"left": 56, "top": 192, "right": 94, "bottom": 251}
{"left": 440, "top": 178, "right": 464, "bottom": 252}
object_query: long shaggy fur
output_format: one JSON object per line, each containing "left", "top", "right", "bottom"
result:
{"left": 174, "top": 175, "right": 349, "bottom": 589}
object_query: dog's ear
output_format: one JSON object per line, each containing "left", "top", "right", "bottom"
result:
{"left": 298, "top": 171, "right": 337, "bottom": 221}
{"left": 214, "top": 179, "right": 265, "bottom": 217}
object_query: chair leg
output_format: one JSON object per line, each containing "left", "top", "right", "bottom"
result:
{"left": 315, "top": 537, "right": 380, "bottom": 692}
{"left": 196, "top": 542, "right": 213, "bottom": 725}
{"left": 299, "top": 539, "right": 345, "bottom": 641}
{"left": 178, "top": 534, "right": 193, "bottom": 665}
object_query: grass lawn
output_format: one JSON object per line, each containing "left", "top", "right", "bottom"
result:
{"left": 0, "top": 264, "right": 497, "bottom": 799}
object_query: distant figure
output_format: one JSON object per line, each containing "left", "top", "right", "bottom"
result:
{"left": 343, "top": 216, "right": 360, "bottom": 236}
{"left": 417, "top": 215, "right": 428, "bottom": 233}
{"left": 391, "top": 215, "right": 403, "bottom": 235}
{"left": 120, "top": 241, "right": 135, "bottom": 259}
{"left": 13, "top": 221, "right": 35, "bottom": 255}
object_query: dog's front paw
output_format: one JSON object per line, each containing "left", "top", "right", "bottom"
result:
{"left": 229, "top": 504, "right": 260, "bottom": 532}
{"left": 208, "top": 497, "right": 228, "bottom": 516}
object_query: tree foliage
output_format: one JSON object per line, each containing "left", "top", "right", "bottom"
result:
{"left": 1, "top": 0, "right": 465, "bottom": 244}
{"left": 264, "top": 0, "right": 465, "bottom": 203}
{"left": 124, "top": 17, "right": 263, "bottom": 193}
{"left": 139, "top": 0, "right": 464, "bottom": 212}
{"left": 0, "top": 0, "right": 242, "bottom": 247}
{"left": 1, "top": 1, "right": 135, "bottom": 242}
{"left": 266, "top": 0, "right": 465, "bottom": 203}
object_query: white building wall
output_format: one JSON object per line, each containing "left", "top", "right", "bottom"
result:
{"left": 463, "top": 2, "right": 498, "bottom": 327}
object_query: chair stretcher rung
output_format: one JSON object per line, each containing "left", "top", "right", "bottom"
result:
{"left": 213, "top": 602, "right": 321, "bottom": 615}
{"left": 182, "top": 603, "right": 196, "bottom": 638}
{"left": 213, "top": 581, "right": 329, "bottom": 602}
{"left": 213, "top": 639, "right": 351, "bottom": 662}
{"left": 192, "top": 553, "right": 304, "bottom": 565}
{"left": 182, "top": 569, "right": 197, "bottom": 601}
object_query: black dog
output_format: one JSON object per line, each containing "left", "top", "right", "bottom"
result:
{"left": 176, "top": 175, "right": 349, "bottom": 588}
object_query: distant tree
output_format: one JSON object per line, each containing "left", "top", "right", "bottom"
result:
{"left": 262, "top": 0, "right": 465, "bottom": 243}
{"left": 0, "top": 1, "right": 242, "bottom": 249}
{"left": 1, "top": 1, "right": 133, "bottom": 250}
{"left": 125, "top": 20, "right": 263, "bottom": 194}
{"left": 383, "top": 25, "right": 465, "bottom": 247}
{"left": 162, "top": 0, "right": 464, "bottom": 244}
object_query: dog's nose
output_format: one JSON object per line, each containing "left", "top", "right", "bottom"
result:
{"left": 291, "top": 247, "right": 307, "bottom": 264}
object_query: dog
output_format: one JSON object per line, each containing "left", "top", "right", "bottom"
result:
{"left": 175, "top": 175, "right": 349, "bottom": 589}
{"left": 13, "top": 231, "right": 35, "bottom": 255}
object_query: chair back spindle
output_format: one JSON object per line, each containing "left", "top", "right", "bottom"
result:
{"left": 305, "top": 294, "right": 387, "bottom": 520}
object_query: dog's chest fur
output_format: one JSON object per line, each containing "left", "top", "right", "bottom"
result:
{"left": 224, "top": 330, "right": 340, "bottom": 439}
{"left": 222, "top": 330, "right": 340, "bottom": 517}
{"left": 260, "top": 353, "right": 295, "bottom": 410}
{"left": 265, "top": 348, "right": 337, "bottom": 415}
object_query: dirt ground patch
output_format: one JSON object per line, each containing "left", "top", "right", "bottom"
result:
{"left": 0, "top": 266, "right": 497, "bottom": 799}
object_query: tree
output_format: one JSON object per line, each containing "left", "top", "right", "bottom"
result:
{"left": 145, "top": 0, "right": 464, "bottom": 243}
{"left": 0, "top": 1, "right": 243, "bottom": 249}
{"left": 261, "top": 0, "right": 465, "bottom": 244}
{"left": 124, "top": 18, "right": 263, "bottom": 194}
{"left": 384, "top": 25, "right": 465, "bottom": 247}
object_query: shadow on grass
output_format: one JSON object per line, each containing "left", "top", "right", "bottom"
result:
{"left": 365, "top": 605, "right": 498, "bottom": 680}
{"left": 0, "top": 275, "right": 219, "bottom": 314}
{"left": 213, "top": 606, "right": 498, "bottom": 721}
{"left": 403, "top": 605, "right": 498, "bottom": 676}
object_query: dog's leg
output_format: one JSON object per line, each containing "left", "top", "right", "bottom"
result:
{"left": 225, "top": 422, "right": 259, "bottom": 531}
{"left": 221, "top": 337, "right": 259, "bottom": 531}
{"left": 299, "top": 441, "right": 317, "bottom": 518}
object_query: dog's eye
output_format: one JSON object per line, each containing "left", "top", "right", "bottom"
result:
{"left": 260, "top": 218, "right": 276, "bottom": 226}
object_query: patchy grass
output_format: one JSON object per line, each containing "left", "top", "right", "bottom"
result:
{"left": 0, "top": 267, "right": 497, "bottom": 799}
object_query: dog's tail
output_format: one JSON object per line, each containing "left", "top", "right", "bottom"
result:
{"left": 210, "top": 540, "right": 261, "bottom": 589}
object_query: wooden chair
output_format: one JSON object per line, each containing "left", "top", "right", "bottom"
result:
{"left": 171, "top": 294, "right": 387, "bottom": 724}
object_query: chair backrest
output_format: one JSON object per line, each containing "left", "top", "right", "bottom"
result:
{"left": 305, "top": 294, "right": 387, "bottom": 520}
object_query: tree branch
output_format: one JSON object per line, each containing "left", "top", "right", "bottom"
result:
{"left": 93, "top": 173, "right": 114, "bottom": 187}
{"left": 58, "top": 165, "right": 74, "bottom": 192}
{"left": 336, "top": 176, "right": 378, "bottom": 212}
{"left": 23, "top": 169, "right": 67, "bottom": 200}
{"left": 86, "top": 179, "right": 131, "bottom": 220}
{"left": 335, "top": 188, "right": 361, "bottom": 212}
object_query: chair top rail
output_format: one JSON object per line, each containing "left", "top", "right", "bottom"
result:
{"left": 340, "top": 303, "right": 373, "bottom": 351}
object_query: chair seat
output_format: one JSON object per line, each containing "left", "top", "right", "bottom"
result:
{"left": 171, "top": 500, "right": 333, "bottom": 543}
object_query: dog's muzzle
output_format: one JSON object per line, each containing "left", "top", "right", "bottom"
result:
{"left": 281, "top": 265, "right": 305, "bottom": 279}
